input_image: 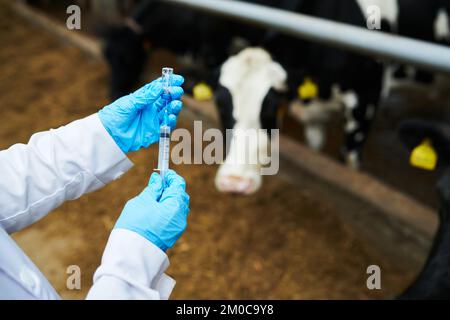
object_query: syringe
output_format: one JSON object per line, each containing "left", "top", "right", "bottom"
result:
{"left": 157, "top": 67, "right": 173, "bottom": 183}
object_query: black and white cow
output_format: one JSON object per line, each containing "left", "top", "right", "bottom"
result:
{"left": 396, "top": 119, "right": 450, "bottom": 299}
{"left": 288, "top": 0, "right": 397, "bottom": 164}
{"left": 102, "top": 0, "right": 386, "bottom": 179}
{"left": 394, "top": 0, "right": 450, "bottom": 84}
{"left": 355, "top": 0, "right": 449, "bottom": 85}
{"left": 214, "top": 48, "right": 288, "bottom": 194}
{"left": 102, "top": 0, "right": 233, "bottom": 99}
{"left": 102, "top": 0, "right": 447, "bottom": 192}
{"left": 289, "top": 0, "right": 449, "bottom": 168}
{"left": 102, "top": 0, "right": 281, "bottom": 100}
{"left": 101, "top": 0, "right": 303, "bottom": 195}
{"left": 215, "top": 0, "right": 385, "bottom": 193}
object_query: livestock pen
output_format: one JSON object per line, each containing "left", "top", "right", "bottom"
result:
{"left": 2, "top": 0, "right": 450, "bottom": 299}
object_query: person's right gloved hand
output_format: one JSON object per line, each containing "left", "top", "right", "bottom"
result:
{"left": 115, "top": 170, "right": 190, "bottom": 252}
{"left": 99, "top": 75, "right": 184, "bottom": 154}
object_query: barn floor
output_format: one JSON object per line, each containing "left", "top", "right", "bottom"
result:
{"left": 0, "top": 2, "right": 419, "bottom": 299}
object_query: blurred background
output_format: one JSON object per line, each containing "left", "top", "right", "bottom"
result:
{"left": 1, "top": 0, "right": 450, "bottom": 299}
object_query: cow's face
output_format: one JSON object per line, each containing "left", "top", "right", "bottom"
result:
{"left": 288, "top": 87, "right": 342, "bottom": 151}
{"left": 214, "top": 48, "right": 287, "bottom": 194}
{"left": 102, "top": 25, "right": 147, "bottom": 100}
{"left": 289, "top": 98, "right": 331, "bottom": 151}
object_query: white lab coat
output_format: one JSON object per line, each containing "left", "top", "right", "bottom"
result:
{"left": 0, "top": 114, "right": 175, "bottom": 299}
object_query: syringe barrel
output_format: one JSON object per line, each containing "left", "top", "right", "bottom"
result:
{"left": 158, "top": 125, "right": 171, "bottom": 180}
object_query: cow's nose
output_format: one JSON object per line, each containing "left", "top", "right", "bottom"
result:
{"left": 215, "top": 174, "right": 260, "bottom": 195}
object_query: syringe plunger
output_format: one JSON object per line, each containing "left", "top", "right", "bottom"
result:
{"left": 162, "top": 67, "right": 174, "bottom": 95}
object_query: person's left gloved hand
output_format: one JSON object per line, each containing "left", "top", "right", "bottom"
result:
{"left": 115, "top": 170, "right": 190, "bottom": 252}
{"left": 99, "top": 75, "right": 184, "bottom": 154}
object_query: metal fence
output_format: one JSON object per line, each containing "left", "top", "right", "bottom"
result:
{"left": 165, "top": 0, "right": 450, "bottom": 75}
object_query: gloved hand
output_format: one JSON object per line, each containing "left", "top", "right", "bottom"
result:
{"left": 99, "top": 75, "right": 184, "bottom": 154}
{"left": 115, "top": 170, "right": 190, "bottom": 252}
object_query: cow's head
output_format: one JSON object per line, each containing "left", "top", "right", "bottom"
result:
{"left": 214, "top": 48, "right": 287, "bottom": 194}
{"left": 288, "top": 81, "right": 342, "bottom": 151}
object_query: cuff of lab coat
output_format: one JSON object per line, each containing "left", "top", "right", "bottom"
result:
{"left": 154, "top": 273, "right": 176, "bottom": 300}
{"left": 94, "top": 229, "right": 175, "bottom": 298}
{"left": 55, "top": 113, "right": 133, "bottom": 184}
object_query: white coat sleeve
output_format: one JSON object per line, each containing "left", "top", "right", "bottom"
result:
{"left": 86, "top": 229, "right": 176, "bottom": 300}
{"left": 0, "top": 114, "right": 133, "bottom": 233}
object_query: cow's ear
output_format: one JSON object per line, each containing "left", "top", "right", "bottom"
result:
{"left": 269, "top": 62, "right": 288, "bottom": 92}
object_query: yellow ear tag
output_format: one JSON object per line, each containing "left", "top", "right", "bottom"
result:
{"left": 410, "top": 139, "right": 438, "bottom": 171}
{"left": 297, "top": 78, "right": 319, "bottom": 100}
{"left": 193, "top": 82, "right": 213, "bottom": 101}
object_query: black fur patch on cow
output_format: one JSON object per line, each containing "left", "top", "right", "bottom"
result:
{"left": 399, "top": 168, "right": 450, "bottom": 300}
{"left": 214, "top": 85, "right": 236, "bottom": 132}
{"left": 103, "top": 26, "right": 147, "bottom": 100}
{"left": 260, "top": 89, "right": 282, "bottom": 131}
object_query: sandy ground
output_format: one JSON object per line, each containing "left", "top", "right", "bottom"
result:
{"left": 0, "top": 3, "right": 416, "bottom": 299}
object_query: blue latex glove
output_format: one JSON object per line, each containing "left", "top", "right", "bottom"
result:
{"left": 115, "top": 170, "right": 190, "bottom": 252}
{"left": 99, "top": 75, "right": 184, "bottom": 154}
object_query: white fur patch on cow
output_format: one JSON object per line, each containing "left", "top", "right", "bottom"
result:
{"left": 290, "top": 87, "right": 361, "bottom": 150}
{"left": 435, "top": 8, "right": 450, "bottom": 41}
{"left": 341, "top": 91, "right": 359, "bottom": 110}
{"left": 346, "top": 150, "right": 361, "bottom": 170}
{"left": 342, "top": 91, "right": 359, "bottom": 133}
{"left": 345, "top": 120, "right": 358, "bottom": 133}
{"left": 305, "top": 124, "right": 326, "bottom": 151}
